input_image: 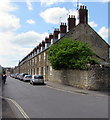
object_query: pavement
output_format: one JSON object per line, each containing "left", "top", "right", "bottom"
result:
{"left": 2, "top": 98, "right": 17, "bottom": 119}
{"left": 46, "top": 81, "right": 109, "bottom": 96}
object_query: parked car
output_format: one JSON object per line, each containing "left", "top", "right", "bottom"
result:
{"left": 17, "top": 74, "right": 21, "bottom": 80}
{"left": 23, "top": 75, "right": 32, "bottom": 82}
{"left": 14, "top": 73, "right": 19, "bottom": 79}
{"left": 10, "top": 74, "right": 15, "bottom": 78}
{"left": 19, "top": 73, "right": 28, "bottom": 81}
{"left": 30, "top": 75, "right": 44, "bottom": 85}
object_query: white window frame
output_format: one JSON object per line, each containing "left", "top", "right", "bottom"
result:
{"left": 50, "top": 66, "right": 52, "bottom": 75}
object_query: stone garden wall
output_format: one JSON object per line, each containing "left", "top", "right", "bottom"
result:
{"left": 48, "top": 66, "right": 110, "bottom": 91}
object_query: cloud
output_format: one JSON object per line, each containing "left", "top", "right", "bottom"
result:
{"left": 12, "top": 31, "right": 48, "bottom": 47}
{"left": 89, "top": 21, "right": 98, "bottom": 28}
{"left": 40, "top": 0, "right": 65, "bottom": 6}
{"left": 0, "top": 0, "right": 21, "bottom": 32}
{"left": 0, "top": 31, "right": 48, "bottom": 67}
{"left": 0, "top": 0, "right": 31, "bottom": 67}
{"left": 40, "top": 7, "right": 78, "bottom": 24}
{"left": 0, "top": 13, "right": 21, "bottom": 32}
{"left": 0, "top": 31, "right": 22, "bottom": 67}
{"left": 0, "top": 0, "right": 17, "bottom": 13}
{"left": 99, "top": 0, "right": 110, "bottom": 2}
{"left": 26, "top": 19, "right": 35, "bottom": 24}
{"left": 98, "top": 27, "right": 109, "bottom": 39}
{"left": 26, "top": 1, "right": 33, "bottom": 10}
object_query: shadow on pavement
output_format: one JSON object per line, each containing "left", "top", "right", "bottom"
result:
{"left": 2, "top": 98, "right": 17, "bottom": 119}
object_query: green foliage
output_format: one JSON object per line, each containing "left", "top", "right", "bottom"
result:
{"left": 47, "top": 38, "right": 99, "bottom": 70}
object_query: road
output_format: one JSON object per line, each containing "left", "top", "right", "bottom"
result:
{"left": 2, "top": 76, "right": 108, "bottom": 119}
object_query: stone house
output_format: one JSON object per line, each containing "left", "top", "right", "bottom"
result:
{"left": 13, "top": 6, "right": 110, "bottom": 84}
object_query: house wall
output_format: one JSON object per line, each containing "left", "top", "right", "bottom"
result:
{"left": 65, "top": 24, "right": 110, "bottom": 62}
{"left": 48, "top": 66, "right": 110, "bottom": 91}
{"left": 14, "top": 49, "right": 52, "bottom": 81}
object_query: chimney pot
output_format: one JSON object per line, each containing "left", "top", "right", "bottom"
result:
{"left": 60, "top": 22, "right": 67, "bottom": 33}
{"left": 45, "top": 37, "right": 50, "bottom": 43}
{"left": 79, "top": 5, "right": 88, "bottom": 24}
{"left": 37, "top": 46, "right": 40, "bottom": 49}
{"left": 39, "top": 43, "right": 42, "bottom": 47}
{"left": 49, "top": 34, "right": 53, "bottom": 40}
{"left": 41, "top": 41, "right": 45, "bottom": 47}
{"left": 68, "top": 15, "right": 76, "bottom": 31}
{"left": 54, "top": 28, "right": 60, "bottom": 39}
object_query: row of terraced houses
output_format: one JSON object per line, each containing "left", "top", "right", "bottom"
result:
{"left": 13, "top": 6, "right": 110, "bottom": 82}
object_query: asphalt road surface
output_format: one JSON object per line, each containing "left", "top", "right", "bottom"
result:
{"left": 2, "top": 76, "right": 108, "bottom": 119}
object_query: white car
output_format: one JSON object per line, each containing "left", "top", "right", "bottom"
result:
{"left": 30, "top": 75, "right": 44, "bottom": 85}
{"left": 23, "top": 75, "right": 32, "bottom": 82}
{"left": 19, "top": 73, "right": 28, "bottom": 81}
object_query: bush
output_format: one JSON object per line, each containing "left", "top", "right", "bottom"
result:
{"left": 47, "top": 38, "right": 99, "bottom": 70}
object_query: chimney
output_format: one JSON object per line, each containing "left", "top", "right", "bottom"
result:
{"left": 41, "top": 41, "right": 45, "bottom": 51}
{"left": 37, "top": 44, "right": 41, "bottom": 53}
{"left": 68, "top": 15, "right": 76, "bottom": 31}
{"left": 33, "top": 49, "right": 36, "bottom": 56}
{"left": 51, "top": 29, "right": 59, "bottom": 44}
{"left": 59, "top": 22, "right": 67, "bottom": 38}
{"left": 79, "top": 6, "right": 88, "bottom": 24}
{"left": 34, "top": 47, "right": 37, "bottom": 55}
{"left": 45, "top": 37, "right": 51, "bottom": 49}
{"left": 37, "top": 46, "right": 40, "bottom": 54}
{"left": 53, "top": 29, "right": 60, "bottom": 39}
{"left": 49, "top": 33, "right": 53, "bottom": 41}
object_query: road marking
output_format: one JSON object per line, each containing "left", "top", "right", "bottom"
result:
{"left": 0, "top": 96, "right": 30, "bottom": 120}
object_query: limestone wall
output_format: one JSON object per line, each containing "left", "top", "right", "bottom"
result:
{"left": 48, "top": 66, "right": 110, "bottom": 91}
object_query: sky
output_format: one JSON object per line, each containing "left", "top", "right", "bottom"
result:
{"left": 0, "top": 0, "right": 109, "bottom": 68}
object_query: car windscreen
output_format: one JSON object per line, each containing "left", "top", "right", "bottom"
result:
{"left": 26, "top": 75, "right": 32, "bottom": 78}
{"left": 34, "top": 76, "right": 43, "bottom": 79}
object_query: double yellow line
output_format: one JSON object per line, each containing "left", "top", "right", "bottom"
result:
{"left": 0, "top": 96, "right": 30, "bottom": 120}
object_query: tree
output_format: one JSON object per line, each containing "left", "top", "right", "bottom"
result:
{"left": 47, "top": 38, "right": 98, "bottom": 70}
